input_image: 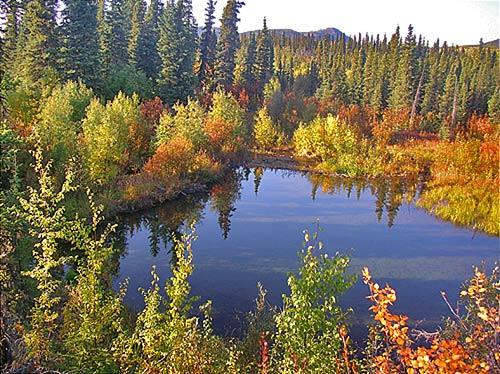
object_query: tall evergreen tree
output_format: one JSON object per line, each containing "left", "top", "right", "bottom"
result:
{"left": 215, "top": 0, "right": 244, "bottom": 87}
{"left": 363, "top": 43, "right": 378, "bottom": 108}
{"left": 348, "top": 48, "right": 364, "bottom": 105}
{"left": 127, "top": 0, "right": 146, "bottom": 63}
{"left": 255, "top": 17, "right": 274, "bottom": 89}
{"left": 17, "top": 0, "right": 59, "bottom": 86}
{"left": 135, "top": 0, "right": 163, "bottom": 82}
{"left": 235, "top": 32, "right": 257, "bottom": 88}
{"left": 97, "top": 0, "right": 112, "bottom": 73}
{"left": 157, "top": 0, "right": 198, "bottom": 105}
{"left": 107, "top": 0, "right": 129, "bottom": 66}
{"left": 198, "top": 0, "right": 217, "bottom": 90}
{"left": 2, "top": 0, "right": 19, "bottom": 69}
{"left": 388, "top": 25, "right": 417, "bottom": 111}
{"left": 60, "top": 0, "right": 101, "bottom": 90}
{"left": 421, "top": 41, "right": 443, "bottom": 115}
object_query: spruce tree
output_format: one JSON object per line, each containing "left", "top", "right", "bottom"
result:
{"left": 60, "top": 0, "right": 102, "bottom": 90}
{"left": 348, "top": 48, "right": 364, "bottom": 106}
{"left": 488, "top": 86, "right": 500, "bottom": 124}
{"left": 255, "top": 17, "right": 274, "bottom": 89}
{"left": 17, "top": 0, "right": 59, "bottom": 86}
{"left": 97, "top": 0, "right": 112, "bottom": 74}
{"left": 215, "top": 0, "right": 244, "bottom": 87}
{"left": 135, "top": 0, "right": 163, "bottom": 82}
{"left": 198, "top": 0, "right": 217, "bottom": 90}
{"left": 107, "top": 0, "right": 129, "bottom": 66}
{"left": 157, "top": 0, "right": 198, "bottom": 105}
{"left": 235, "top": 32, "right": 257, "bottom": 88}
{"left": 388, "top": 25, "right": 417, "bottom": 111}
{"left": 2, "top": 0, "right": 19, "bottom": 69}
{"left": 363, "top": 43, "right": 378, "bottom": 109}
{"left": 127, "top": 0, "right": 146, "bottom": 63}
{"left": 421, "top": 41, "right": 443, "bottom": 115}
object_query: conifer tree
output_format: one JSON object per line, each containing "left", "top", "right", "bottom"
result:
{"left": 235, "top": 32, "right": 257, "bottom": 88}
{"left": 255, "top": 17, "right": 274, "bottom": 89}
{"left": 127, "top": 0, "right": 146, "bottom": 63}
{"left": 362, "top": 44, "right": 375, "bottom": 102}
{"left": 2, "top": 0, "right": 19, "bottom": 69}
{"left": 215, "top": 0, "right": 244, "bottom": 87}
{"left": 60, "top": 0, "right": 102, "bottom": 90}
{"left": 198, "top": 0, "right": 218, "bottom": 90}
{"left": 107, "top": 0, "right": 129, "bottom": 66}
{"left": 135, "top": 0, "right": 163, "bottom": 82}
{"left": 421, "top": 41, "right": 443, "bottom": 115}
{"left": 488, "top": 86, "right": 500, "bottom": 123}
{"left": 157, "top": 0, "right": 198, "bottom": 105}
{"left": 17, "top": 0, "right": 59, "bottom": 86}
{"left": 97, "top": 0, "right": 112, "bottom": 73}
{"left": 388, "top": 25, "right": 417, "bottom": 111}
{"left": 348, "top": 48, "right": 364, "bottom": 105}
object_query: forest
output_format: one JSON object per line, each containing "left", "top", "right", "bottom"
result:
{"left": 0, "top": 0, "right": 499, "bottom": 372}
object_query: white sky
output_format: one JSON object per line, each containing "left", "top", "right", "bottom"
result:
{"left": 191, "top": 0, "right": 499, "bottom": 46}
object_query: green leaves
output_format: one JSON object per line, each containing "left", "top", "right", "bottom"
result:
{"left": 274, "top": 225, "right": 356, "bottom": 373}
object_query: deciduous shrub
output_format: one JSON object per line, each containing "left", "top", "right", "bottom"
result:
{"left": 118, "top": 231, "right": 231, "bottom": 373}
{"left": 143, "top": 135, "right": 194, "bottom": 181}
{"left": 82, "top": 92, "right": 142, "bottom": 185}
{"left": 155, "top": 98, "right": 208, "bottom": 153}
{"left": 207, "top": 90, "right": 248, "bottom": 159}
{"left": 253, "top": 106, "right": 283, "bottom": 151}
{"left": 362, "top": 266, "right": 496, "bottom": 373}
{"left": 273, "top": 226, "right": 356, "bottom": 373}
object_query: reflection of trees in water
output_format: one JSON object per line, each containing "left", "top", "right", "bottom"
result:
{"left": 115, "top": 169, "right": 245, "bottom": 269}
{"left": 253, "top": 167, "right": 263, "bottom": 195}
{"left": 210, "top": 170, "right": 243, "bottom": 239}
{"left": 116, "top": 194, "right": 207, "bottom": 260}
{"left": 115, "top": 168, "right": 425, "bottom": 268}
{"left": 306, "top": 173, "right": 423, "bottom": 227}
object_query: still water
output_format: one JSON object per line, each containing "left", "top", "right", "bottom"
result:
{"left": 113, "top": 168, "right": 499, "bottom": 340}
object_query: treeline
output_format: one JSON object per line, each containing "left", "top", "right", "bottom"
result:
{"left": 265, "top": 25, "right": 499, "bottom": 133}
{"left": 1, "top": 1, "right": 497, "bottom": 125}
{"left": 0, "top": 0, "right": 254, "bottom": 103}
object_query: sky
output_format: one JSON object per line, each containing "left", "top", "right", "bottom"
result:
{"left": 191, "top": 0, "right": 499, "bottom": 46}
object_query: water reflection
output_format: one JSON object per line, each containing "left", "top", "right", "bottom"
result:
{"left": 209, "top": 171, "right": 243, "bottom": 239}
{"left": 306, "top": 173, "right": 422, "bottom": 228}
{"left": 113, "top": 168, "right": 498, "bottom": 337}
{"left": 117, "top": 194, "right": 207, "bottom": 260}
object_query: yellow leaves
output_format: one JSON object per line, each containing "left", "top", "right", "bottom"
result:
{"left": 362, "top": 267, "right": 371, "bottom": 283}
{"left": 477, "top": 307, "right": 490, "bottom": 321}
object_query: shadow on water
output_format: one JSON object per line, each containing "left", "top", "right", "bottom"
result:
{"left": 112, "top": 168, "right": 498, "bottom": 344}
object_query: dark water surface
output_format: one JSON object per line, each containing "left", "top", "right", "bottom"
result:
{"left": 113, "top": 168, "right": 499, "bottom": 341}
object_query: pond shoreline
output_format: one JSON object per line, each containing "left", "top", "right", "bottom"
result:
{"left": 110, "top": 150, "right": 420, "bottom": 216}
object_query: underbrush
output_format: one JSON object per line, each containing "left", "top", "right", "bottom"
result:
{"left": 416, "top": 136, "right": 499, "bottom": 236}
{"left": 291, "top": 112, "right": 499, "bottom": 235}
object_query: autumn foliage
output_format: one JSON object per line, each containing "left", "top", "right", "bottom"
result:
{"left": 362, "top": 267, "right": 498, "bottom": 373}
{"left": 143, "top": 135, "right": 194, "bottom": 181}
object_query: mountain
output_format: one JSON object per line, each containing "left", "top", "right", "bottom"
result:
{"left": 241, "top": 27, "right": 348, "bottom": 41}
{"left": 462, "top": 39, "right": 499, "bottom": 49}
{"left": 484, "top": 39, "right": 499, "bottom": 48}
{"left": 197, "top": 26, "right": 348, "bottom": 41}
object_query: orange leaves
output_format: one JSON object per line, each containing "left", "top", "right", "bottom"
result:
{"left": 363, "top": 267, "right": 493, "bottom": 374}
{"left": 143, "top": 136, "right": 194, "bottom": 181}
{"left": 258, "top": 332, "right": 269, "bottom": 374}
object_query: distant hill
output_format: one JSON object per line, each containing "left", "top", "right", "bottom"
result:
{"left": 484, "top": 39, "right": 499, "bottom": 48}
{"left": 463, "top": 39, "right": 499, "bottom": 49}
{"left": 241, "top": 27, "right": 348, "bottom": 41}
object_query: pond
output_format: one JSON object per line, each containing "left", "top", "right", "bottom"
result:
{"left": 113, "top": 168, "right": 499, "bottom": 343}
